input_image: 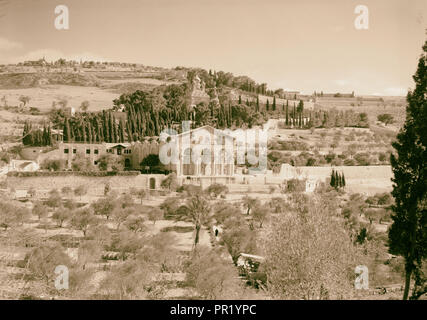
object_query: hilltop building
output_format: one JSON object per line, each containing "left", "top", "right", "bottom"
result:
{"left": 190, "top": 75, "right": 210, "bottom": 107}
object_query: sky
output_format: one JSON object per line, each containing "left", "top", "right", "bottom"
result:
{"left": 0, "top": 0, "right": 426, "bottom": 95}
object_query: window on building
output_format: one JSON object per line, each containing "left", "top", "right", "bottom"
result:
{"left": 64, "top": 149, "right": 69, "bottom": 154}
{"left": 73, "top": 149, "right": 76, "bottom": 154}
{"left": 94, "top": 161, "right": 98, "bottom": 165}
{"left": 117, "top": 149, "right": 122, "bottom": 155}
{"left": 94, "top": 149, "right": 99, "bottom": 154}
{"left": 86, "top": 149, "right": 90, "bottom": 154}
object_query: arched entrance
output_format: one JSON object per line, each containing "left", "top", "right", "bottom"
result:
{"left": 124, "top": 158, "right": 131, "bottom": 169}
{"left": 149, "top": 177, "right": 156, "bottom": 190}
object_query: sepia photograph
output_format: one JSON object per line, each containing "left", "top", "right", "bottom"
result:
{"left": 0, "top": 0, "right": 426, "bottom": 307}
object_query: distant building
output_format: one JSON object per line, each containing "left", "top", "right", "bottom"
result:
{"left": 190, "top": 75, "right": 210, "bottom": 107}
{"left": 58, "top": 142, "right": 133, "bottom": 169}
{"left": 51, "top": 129, "right": 63, "bottom": 142}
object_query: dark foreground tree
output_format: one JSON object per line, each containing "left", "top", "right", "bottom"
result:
{"left": 388, "top": 40, "right": 427, "bottom": 300}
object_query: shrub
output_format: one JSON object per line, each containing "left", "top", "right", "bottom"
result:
{"left": 343, "top": 158, "right": 356, "bottom": 166}
{"left": 377, "top": 113, "right": 394, "bottom": 125}
{"left": 354, "top": 153, "right": 371, "bottom": 166}
{"left": 72, "top": 157, "right": 95, "bottom": 172}
{"left": 206, "top": 183, "right": 229, "bottom": 198}
{"left": 285, "top": 179, "right": 306, "bottom": 193}
{"left": 176, "top": 184, "right": 202, "bottom": 194}
{"left": 41, "top": 159, "right": 66, "bottom": 171}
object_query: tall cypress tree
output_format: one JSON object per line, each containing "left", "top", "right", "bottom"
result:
{"left": 285, "top": 101, "right": 289, "bottom": 125}
{"left": 43, "top": 126, "right": 47, "bottom": 145}
{"left": 103, "top": 111, "right": 109, "bottom": 142}
{"left": 272, "top": 96, "right": 276, "bottom": 111}
{"left": 266, "top": 99, "right": 270, "bottom": 112}
{"left": 87, "top": 121, "right": 93, "bottom": 144}
{"left": 293, "top": 103, "right": 296, "bottom": 126}
{"left": 119, "top": 119, "right": 126, "bottom": 143}
{"left": 63, "top": 117, "right": 71, "bottom": 143}
{"left": 81, "top": 121, "right": 87, "bottom": 143}
{"left": 331, "top": 170, "right": 336, "bottom": 188}
{"left": 297, "top": 100, "right": 304, "bottom": 128}
{"left": 109, "top": 112, "right": 114, "bottom": 142}
{"left": 388, "top": 41, "right": 427, "bottom": 300}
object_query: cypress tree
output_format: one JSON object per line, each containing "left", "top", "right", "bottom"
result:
{"left": 63, "top": 118, "right": 71, "bottom": 143}
{"left": 285, "top": 101, "right": 289, "bottom": 125}
{"left": 87, "top": 121, "right": 93, "bottom": 144}
{"left": 22, "top": 122, "right": 28, "bottom": 145}
{"left": 388, "top": 40, "right": 427, "bottom": 300}
{"left": 330, "top": 169, "right": 336, "bottom": 188}
{"left": 126, "top": 120, "right": 132, "bottom": 142}
{"left": 293, "top": 103, "right": 296, "bottom": 126}
{"left": 103, "top": 112, "right": 109, "bottom": 142}
{"left": 96, "top": 118, "right": 102, "bottom": 142}
{"left": 119, "top": 119, "right": 126, "bottom": 143}
{"left": 272, "top": 96, "right": 276, "bottom": 111}
{"left": 42, "top": 126, "right": 47, "bottom": 145}
{"left": 81, "top": 121, "right": 87, "bottom": 143}
{"left": 266, "top": 99, "right": 270, "bottom": 112}
{"left": 109, "top": 112, "right": 114, "bottom": 142}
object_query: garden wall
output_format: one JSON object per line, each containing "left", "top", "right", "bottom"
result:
{"left": 7, "top": 173, "right": 167, "bottom": 196}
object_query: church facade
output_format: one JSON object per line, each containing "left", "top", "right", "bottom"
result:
{"left": 160, "top": 125, "right": 236, "bottom": 187}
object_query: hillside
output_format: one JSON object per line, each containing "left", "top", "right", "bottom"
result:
{"left": 0, "top": 72, "right": 101, "bottom": 89}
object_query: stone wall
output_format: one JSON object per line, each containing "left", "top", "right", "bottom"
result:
{"left": 7, "top": 173, "right": 167, "bottom": 196}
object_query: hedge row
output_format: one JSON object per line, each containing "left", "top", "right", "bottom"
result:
{"left": 7, "top": 170, "right": 141, "bottom": 177}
